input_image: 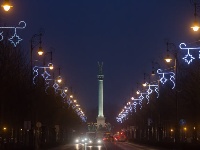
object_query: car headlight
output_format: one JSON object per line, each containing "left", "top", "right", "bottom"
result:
{"left": 97, "top": 139, "right": 102, "bottom": 143}
{"left": 89, "top": 140, "right": 93, "bottom": 143}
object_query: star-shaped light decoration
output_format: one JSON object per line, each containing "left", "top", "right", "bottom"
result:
{"left": 41, "top": 70, "right": 51, "bottom": 81}
{"left": 61, "top": 90, "right": 66, "bottom": 98}
{"left": 179, "top": 43, "right": 200, "bottom": 64}
{"left": 182, "top": 51, "right": 195, "bottom": 64}
{"left": 53, "top": 82, "right": 59, "bottom": 91}
{"left": 157, "top": 69, "right": 175, "bottom": 89}
{"left": 8, "top": 31, "right": 22, "bottom": 47}
{"left": 0, "top": 21, "right": 26, "bottom": 47}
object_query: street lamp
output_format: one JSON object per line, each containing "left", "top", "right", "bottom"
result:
{"left": 151, "top": 61, "right": 161, "bottom": 76}
{"left": 30, "top": 32, "right": 44, "bottom": 82}
{"left": 142, "top": 73, "right": 150, "bottom": 87}
{"left": 56, "top": 67, "right": 62, "bottom": 83}
{"left": 164, "top": 42, "right": 179, "bottom": 144}
{"left": 43, "top": 51, "right": 53, "bottom": 70}
{"left": 2, "top": 0, "right": 12, "bottom": 11}
{"left": 191, "top": 1, "right": 200, "bottom": 31}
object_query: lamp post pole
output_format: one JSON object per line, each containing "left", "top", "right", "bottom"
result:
{"left": 30, "top": 33, "right": 43, "bottom": 149}
{"left": 30, "top": 33, "right": 43, "bottom": 83}
{"left": 174, "top": 53, "right": 179, "bottom": 144}
{"left": 164, "top": 42, "right": 179, "bottom": 144}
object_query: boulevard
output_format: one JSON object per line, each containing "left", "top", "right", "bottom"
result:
{"left": 49, "top": 142, "right": 166, "bottom": 150}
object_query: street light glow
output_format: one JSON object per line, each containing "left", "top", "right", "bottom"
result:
{"left": 38, "top": 46, "right": 44, "bottom": 56}
{"left": 165, "top": 54, "right": 172, "bottom": 62}
{"left": 57, "top": 76, "right": 62, "bottom": 83}
{"left": 191, "top": 25, "right": 200, "bottom": 31}
{"left": 64, "top": 87, "right": 68, "bottom": 93}
{"left": 48, "top": 63, "right": 53, "bottom": 70}
{"left": 2, "top": 0, "right": 12, "bottom": 11}
{"left": 143, "top": 83, "right": 147, "bottom": 87}
{"left": 191, "top": 20, "right": 200, "bottom": 31}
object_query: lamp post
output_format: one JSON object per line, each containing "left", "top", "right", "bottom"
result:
{"left": 191, "top": 0, "right": 200, "bottom": 31}
{"left": 30, "top": 33, "right": 44, "bottom": 149}
{"left": 30, "top": 33, "right": 44, "bottom": 83}
{"left": 164, "top": 42, "right": 179, "bottom": 144}
{"left": 43, "top": 51, "right": 53, "bottom": 70}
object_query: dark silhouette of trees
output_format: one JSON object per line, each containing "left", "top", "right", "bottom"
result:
{"left": 0, "top": 36, "right": 84, "bottom": 148}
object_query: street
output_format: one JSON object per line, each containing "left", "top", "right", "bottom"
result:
{"left": 49, "top": 142, "right": 167, "bottom": 150}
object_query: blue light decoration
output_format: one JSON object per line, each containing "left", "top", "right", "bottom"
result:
{"left": 53, "top": 82, "right": 59, "bottom": 91}
{"left": 67, "top": 97, "right": 73, "bottom": 106}
{"left": 33, "top": 64, "right": 52, "bottom": 85}
{"left": 136, "top": 90, "right": 150, "bottom": 104}
{"left": 0, "top": 21, "right": 26, "bottom": 47}
{"left": 116, "top": 108, "right": 130, "bottom": 123}
{"left": 131, "top": 97, "right": 142, "bottom": 112}
{"left": 179, "top": 43, "right": 200, "bottom": 64}
{"left": 157, "top": 69, "right": 175, "bottom": 89}
{"left": 144, "top": 82, "right": 159, "bottom": 99}
{"left": 124, "top": 103, "right": 132, "bottom": 113}
{"left": 60, "top": 89, "right": 67, "bottom": 98}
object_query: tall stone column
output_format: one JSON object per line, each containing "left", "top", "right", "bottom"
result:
{"left": 96, "top": 62, "right": 105, "bottom": 128}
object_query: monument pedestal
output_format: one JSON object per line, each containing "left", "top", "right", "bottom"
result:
{"left": 96, "top": 116, "right": 105, "bottom": 128}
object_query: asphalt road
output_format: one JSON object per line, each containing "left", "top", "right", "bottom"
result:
{"left": 49, "top": 142, "right": 168, "bottom": 150}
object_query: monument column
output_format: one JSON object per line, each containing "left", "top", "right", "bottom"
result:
{"left": 96, "top": 62, "right": 105, "bottom": 128}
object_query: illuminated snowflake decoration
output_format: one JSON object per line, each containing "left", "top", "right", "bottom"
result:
{"left": 157, "top": 69, "right": 175, "bottom": 89}
{"left": 45, "top": 78, "right": 53, "bottom": 93}
{"left": 67, "top": 98, "right": 73, "bottom": 105}
{"left": 60, "top": 89, "right": 67, "bottom": 98}
{"left": 136, "top": 90, "right": 150, "bottom": 104}
{"left": 131, "top": 97, "right": 142, "bottom": 111}
{"left": 32, "top": 66, "right": 39, "bottom": 84}
{"left": 144, "top": 82, "right": 159, "bottom": 99}
{"left": 33, "top": 65, "right": 51, "bottom": 84}
{"left": 0, "top": 21, "right": 26, "bottom": 47}
{"left": 116, "top": 117, "right": 123, "bottom": 123}
{"left": 179, "top": 43, "right": 200, "bottom": 64}
{"left": 116, "top": 108, "right": 130, "bottom": 123}
{"left": 53, "top": 82, "right": 59, "bottom": 91}
{"left": 72, "top": 104, "right": 76, "bottom": 109}
{"left": 124, "top": 103, "right": 132, "bottom": 113}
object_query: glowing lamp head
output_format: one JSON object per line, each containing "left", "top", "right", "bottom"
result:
{"left": 165, "top": 58, "right": 172, "bottom": 63}
{"left": 57, "top": 76, "right": 62, "bottom": 83}
{"left": 165, "top": 54, "right": 172, "bottom": 63}
{"left": 48, "top": 63, "right": 53, "bottom": 70}
{"left": 151, "top": 70, "right": 155, "bottom": 75}
{"left": 143, "top": 83, "right": 147, "bottom": 87}
{"left": 136, "top": 91, "right": 140, "bottom": 94}
{"left": 191, "top": 20, "right": 200, "bottom": 32}
{"left": 2, "top": 0, "right": 12, "bottom": 11}
{"left": 70, "top": 95, "right": 73, "bottom": 98}
{"left": 191, "top": 26, "right": 200, "bottom": 31}
{"left": 64, "top": 87, "right": 68, "bottom": 93}
{"left": 37, "top": 46, "right": 44, "bottom": 56}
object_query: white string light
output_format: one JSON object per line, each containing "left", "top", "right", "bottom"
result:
{"left": 179, "top": 43, "right": 200, "bottom": 64}
{"left": 0, "top": 21, "right": 26, "bottom": 47}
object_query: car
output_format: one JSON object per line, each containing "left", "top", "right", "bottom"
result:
{"left": 87, "top": 137, "right": 103, "bottom": 146}
{"left": 74, "top": 136, "right": 89, "bottom": 144}
{"left": 103, "top": 135, "right": 114, "bottom": 142}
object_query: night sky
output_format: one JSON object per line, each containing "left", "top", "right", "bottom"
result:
{"left": 1, "top": 0, "right": 199, "bottom": 123}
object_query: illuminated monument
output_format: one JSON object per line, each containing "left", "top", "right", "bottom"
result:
{"left": 96, "top": 62, "right": 105, "bottom": 128}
